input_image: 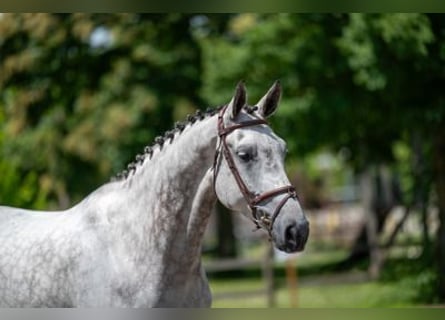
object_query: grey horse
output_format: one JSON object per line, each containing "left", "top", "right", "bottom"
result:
{"left": 0, "top": 81, "right": 309, "bottom": 307}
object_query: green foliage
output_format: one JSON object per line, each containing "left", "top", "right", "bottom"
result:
{"left": 0, "top": 13, "right": 202, "bottom": 206}
{"left": 3, "top": 13, "right": 442, "bottom": 207}
{"left": 399, "top": 269, "right": 438, "bottom": 304}
{"left": 0, "top": 102, "right": 48, "bottom": 209}
{"left": 198, "top": 13, "right": 445, "bottom": 172}
{"left": 0, "top": 160, "right": 48, "bottom": 209}
{"left": 380, "top": 256, "right": 439, "bottom": 304}
{"left": 2, "top": 13, "right": 444, "bottom": 203}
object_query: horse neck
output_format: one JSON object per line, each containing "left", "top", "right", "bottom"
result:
{"left": 116, "top": 115, "right": 219, "bottom": 262}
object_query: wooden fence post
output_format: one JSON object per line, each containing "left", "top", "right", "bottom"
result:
{"left": 285, "top": 256, "right": 298, "bottom": 307}
{"left": 263, "top": 242, "right": 275, "bottom": 307}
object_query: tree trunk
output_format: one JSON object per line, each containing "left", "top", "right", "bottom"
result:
{"left": 412, "top": 131, "right": 432, "bottom": 256}
{"left": 362, "top": 167, "right": 384, "bottom": 279}
{"left": 433, "top": 131, "right": 445, "bottom": 300}
{"left": 384, "top": 205, "right": 411, "bottom": 249}
{"left": 341, "top": 165, "right": 394, "bottom": 270}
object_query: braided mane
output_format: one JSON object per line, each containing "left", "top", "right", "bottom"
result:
{"left": 112, "top": 107, "right": 218, "bottom": 181}
{"left": 112, "top": 104, "right": 260, "bottom": 181}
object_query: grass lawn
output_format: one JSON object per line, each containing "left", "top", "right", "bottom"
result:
{"left": 207, "top": 246, "right": 437, "bottom": 308}
{"left": 210, "top": 278, "right": 417, "bottom": 308}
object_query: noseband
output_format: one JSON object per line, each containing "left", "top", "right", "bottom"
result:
{"left": 213, "top": 105, "right": 298, "bottom": 233}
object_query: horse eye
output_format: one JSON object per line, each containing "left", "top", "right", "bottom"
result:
{"left": 237, "top": 151, "right": 253, "bottom": 162}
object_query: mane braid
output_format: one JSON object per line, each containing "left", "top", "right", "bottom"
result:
{"left": 111, "top": 105, "right": 224, "bottom": 182}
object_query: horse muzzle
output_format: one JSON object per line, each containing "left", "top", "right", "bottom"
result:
{"left": 273, "top": 218, "right": 309, "bottom": 253}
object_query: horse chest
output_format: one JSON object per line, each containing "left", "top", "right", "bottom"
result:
{"left": 148, "top": 265, "right": 212, "bottom": 307}
{"left": 69, "top": 242, "right": 210, "bottom": 307}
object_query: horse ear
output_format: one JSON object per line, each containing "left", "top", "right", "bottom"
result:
{"left": 228, "top": 81, "right": 247, "bottom": 119}
{"left": 256, "top": 80, "right": 282, "bottom": 118}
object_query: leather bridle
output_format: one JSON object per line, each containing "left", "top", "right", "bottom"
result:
{"left": 213, "top": 104, "right": 298, "bottom": 234}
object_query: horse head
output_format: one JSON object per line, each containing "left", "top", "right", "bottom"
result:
{"left": 213, "top": 81, "right": 309, "bottom": 253}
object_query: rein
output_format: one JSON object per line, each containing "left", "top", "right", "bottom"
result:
{"left": 213, "top": 105, "right": 298, "bottom": 234}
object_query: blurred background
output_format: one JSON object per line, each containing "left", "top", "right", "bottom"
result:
{"left": 1, "top": 13, "right": 445, "bottom": 307}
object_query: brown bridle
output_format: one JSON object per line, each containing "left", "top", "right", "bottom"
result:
{"left": 213, "top": 104, "right": 298, "bottom": 234}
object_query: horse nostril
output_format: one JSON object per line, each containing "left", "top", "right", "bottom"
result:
{"left": 284, "top": 221, "right": 309, "bottom": 252}
{"left": 285, "top": 223, "right": 298, "bottom": 246}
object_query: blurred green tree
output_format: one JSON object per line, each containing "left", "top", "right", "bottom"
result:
{"left": 0, "top": 13, "right": 202, "bottom": 207}
{"left": 0, "top": 107, "right": 48, "bottom": 209}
